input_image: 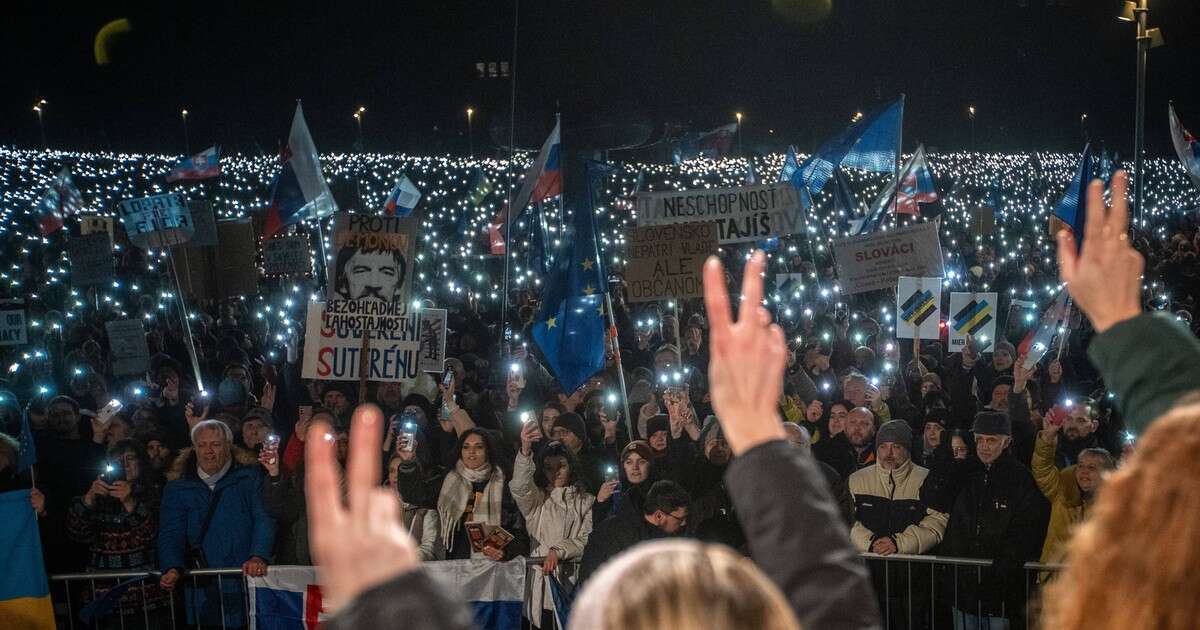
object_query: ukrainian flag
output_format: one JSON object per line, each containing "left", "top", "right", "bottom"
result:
{"left": 0, "top": 489, "right": 55, "bottom": 630}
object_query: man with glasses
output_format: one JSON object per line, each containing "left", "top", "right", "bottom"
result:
{"left": 577, "top": 479, "right": 691, "bottom": 584}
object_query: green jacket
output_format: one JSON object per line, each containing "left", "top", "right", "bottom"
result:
{"left": 1088, "top": 312, "right": 1200, "bottom": 434}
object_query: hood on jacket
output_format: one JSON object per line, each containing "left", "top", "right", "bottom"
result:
{"left": 165, "top": 444, "right": 259, "bottom": 481}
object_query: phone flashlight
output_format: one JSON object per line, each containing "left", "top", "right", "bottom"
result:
{"left": 520, "top": 411, "right": 531, "bottom": 424}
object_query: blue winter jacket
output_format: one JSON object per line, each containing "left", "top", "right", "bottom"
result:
{"left": 159, "top": 454, "right": 276, "bottom": 628}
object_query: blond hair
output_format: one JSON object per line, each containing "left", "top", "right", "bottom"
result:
{"left": 1041, "top": 403, "right": 1200, "bottom": 629}
{"left": 570, "top": 539, "right": 800, "bottom": 630}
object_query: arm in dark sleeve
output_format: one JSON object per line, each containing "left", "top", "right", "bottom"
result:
{"left": 1087, "top": 313, "right": 1200, "bottom": 434}
{"left": 726, "top": 440, "right": 881, "bottom": 630}
{"left": 325, "top": 569, "right": 474, "bottom": 630}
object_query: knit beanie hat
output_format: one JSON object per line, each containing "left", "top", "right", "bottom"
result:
{"left": 645, "top": 414, "right": 671, "bottom": 439}
{"left": 628, "top": 380, "right": 654, "bottom": 407}
{"left": 553, "top": 412, "right": 589, "bottom": 447}
{"left": 621, "top": 440, "right": 654, "bottom": 464}
{"left": 993, "top": 340, "right": 1016, "bottom": 360}
{"left": 972, "top": 411, "right": 1011, "bottom": 436}
{"left": 875, "top": 420, "right": 912, "bottom": 451}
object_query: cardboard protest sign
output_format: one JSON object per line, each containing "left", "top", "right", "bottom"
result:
{"left": 80, "top": 216, "right": 114, "bottom": 240}
{"left": 0, "top": 309, "right": 27, "bottom": 346}
{"left": 948, "top": 292, "right": 998, "bottom": 352}
{"left": 622, "top": 222, "right": 717, "bottom": 302}
{"left": 970, "top": 206, "right": 995, "bottom": 237}
{"left": 301, "top": 302, "right": 447, "bottom": 382}
{"left": 634, "top": 182, "right": 804, "bottom": 244}
{"left": 896, "top": 276, "right": 943, "bottom": 340}
{"left": 418, "top": 308, "right": 448, "bottom": 373}
{"left": 214, "top": 220, "right": 258, "bottom": 298}
{"left": 105, "top": 319, "right": 150, "bottom": 376}
{"left": 831, "top": 221, "right": 945, "bottom": 295}
{"left": 327, "top": 213, "right": 416, "bottom": 308}
{"left": 187, "top": 200, "right": 219, "bottom": 247}
{"left": 263, "top": 236, "right": 312, "bottom": 276}
{"left": 118, "top": 193, "right": 194, "bottom": 248}
{"left": 68, "top": 233, "right": 114, "bottom": 287}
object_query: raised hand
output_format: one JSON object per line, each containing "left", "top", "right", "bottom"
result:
{"left": 305, "top": 404, "right": 420, "bottom": 613}
{"left": 260, "top": 382, "right": 277, "bottom": 411}
{"left": 185, "top": 401, "right": 210, "bottom": 431}
{"left": 1057, "top": 171, "right": 1144, "bottom": 333}
{"left": 519, "top": 419, "right": 541, "bottom": 456}
{"left": 702, "top": 251, "right": 787, "bottom": 456}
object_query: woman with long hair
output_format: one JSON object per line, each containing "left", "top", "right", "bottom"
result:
{"left": 592, "top": 440, "right": 657, "bottom": 525}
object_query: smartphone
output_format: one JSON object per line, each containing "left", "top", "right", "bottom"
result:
{"left": 1047, "top": 404, "right": 1070, "bottom": 427}
{"left": 509, "top": 362, "right": 525, "bottom": 388}
{"left": 97, "top": 399, "right": 124, "bottom": 428}
{"left": 264, "top": 434, "right": 281, "bottom": 465}
{"left": 400, "top": 421, "right": 418, "bottom": 453}
{"left": 442, "top": 368, "right": 455, "bottom": 388}
{"left": 298, "top": 405, "right": 313, "bottom": 425}
{"left": 101, "top": 460, "right": 125, "bottom": 483}
{"left": 519, "top": 410, "right": 532, "bottom": 425}
{"left": 604, "top": 465, "right": 619, "bottom": 482}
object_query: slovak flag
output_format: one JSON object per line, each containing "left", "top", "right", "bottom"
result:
{"left": 382, "top": 174, "right": 421, "bottom": 217}
{"left": 33, "top": 167, "right": 84, "bottom": 236}
{"left": 1169, "top": 103, "right": 1200, "bottom": 192}
{"left": 497, "top": 119, "right": 561, "bottom": 234}
{"left": 247, "top": 567, "right": 327, "bottom": 630}
{"left": 166, "top": 145, "right": 221, "bottom": 182}
{"left": 263, "top": 104, "right": 338, "bottom": 238}
{"left": 893, "top": 144, "right": 938, "bottom": 215}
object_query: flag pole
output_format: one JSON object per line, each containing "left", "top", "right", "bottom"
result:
{"left": 164, "top": 242, "right": 206, "bottom": 393}
{"left": 500, "top": 0, "right": 520, "bottom": 350}
{"left": 892, "top": 94, "right": 906, "bottom": 226}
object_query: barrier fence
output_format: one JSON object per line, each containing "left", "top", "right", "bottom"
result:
{"left": 49, "top": 555, "right": 1063, "bottom": 630}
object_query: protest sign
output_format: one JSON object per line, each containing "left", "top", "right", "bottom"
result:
{"left": 327, "top": 213, "right": 416, "bottom": 307}
{"left": 301, "top": 302, "right": 447, "bottom": 382}
{"left": 896, "top": 276, "right": 943, "bottom": 340}
{"left": 80, "top": 216, "right": 114, "bottom": 240}
{"left": 118, "top": 193, "right": 194, "bottom": 249}
{"left": 214, "top": 220, "right": 258, "bottom": 297}
{"left": 105, "top": 319, "right": 150, "bottom": 376}
{"left": 776, "top": 273, "right": 805, "bottom": 297}
{"left": 187, "top": 200, "right": 219, "bottom": 247}
{"left": 634, "top": 182, "right": 804, "bottom": 244}
{"left": 67, "top": 233, "right": 114, "bottom": 287}
{"left": 831, "top": 221, "right": 945, "bottom": 295}
{"left": 0, "top": 309, "right": 27, "bottom": 346}
{"left": 418, "top": 308, "right": 448, "bottom": 373}
{"left": 948, "top": 292, "right": 998, "bottom": 352}
{"left": 622, "top": 222, "right": 717, "bottom": 302}
{"left": 970, "top": 206, "right": 995, "bottom": 237}
{"left": 263, "top": 236, "right": 312, "bottom": 276}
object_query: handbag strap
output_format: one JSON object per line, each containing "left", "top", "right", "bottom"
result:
{"left": 195, "top": 486, "right": 226, "bottom": 548}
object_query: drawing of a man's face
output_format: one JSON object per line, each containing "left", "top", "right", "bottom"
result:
{"left": 342, "top": 248, "right": 403, "bottom": 301}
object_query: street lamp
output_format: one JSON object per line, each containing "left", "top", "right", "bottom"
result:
{"left": 353, "top": 106, "right": 366, "bottom": 151}
{"left": 181, "top": 109, "right": 190, "bottom": 154}
{"left": 735, "top": 112, "right": 743, "bottom": 156}
{"left": 32, "top": 99, "right": 47, "bottom": 150}
{"left": 851, "top": 111, "right": 864, "bottom": 123}
{"left": 1118, "top": 0, "right": 1165, "bottom": 225}
{"left": 466, "top": 107, "right": 475, "bottom": 158}
{"left": 967, "top": 105, "right": 977, "bottom": 151}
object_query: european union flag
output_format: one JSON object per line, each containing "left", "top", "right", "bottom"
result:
{"left": 1051, "top": 144, "right": 1094, "bottom": 251}
{"left": 17, "top": 407, "right": 36, "bottom": 472}
{"left": 532, "top": 160, "right": 612, "bottom": 394}
{"left": 792, "top": 96, "right": 904, "bottom": 194}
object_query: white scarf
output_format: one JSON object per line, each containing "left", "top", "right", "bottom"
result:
{"left": 438, "top": 460, "right": 505, "bottom": 555}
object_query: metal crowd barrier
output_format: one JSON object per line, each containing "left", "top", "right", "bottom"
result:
{"left": 49, "top": 554, "right": 1064, "bottom": 630}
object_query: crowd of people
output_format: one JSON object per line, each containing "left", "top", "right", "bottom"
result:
{"left": 1, "top": 146, "right": 1199, "bottom": 630}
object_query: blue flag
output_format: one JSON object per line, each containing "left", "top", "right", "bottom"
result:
{"left": 17, "top": 406, "right": 36, "bottom": 472}
{"left": 0, "top": 490, "right": 54, "bottom": 629}
{"left": 792, "top": 96, "right": 904, "bottom": 194}
{"left": 532, "top": 160, "right": 611, "bottom": 394}
{"left": 1051, "top": 144, "right": 1094, "bottom": 251}
{"left": 778, "top": 145, "right": 800, "bottom": 183}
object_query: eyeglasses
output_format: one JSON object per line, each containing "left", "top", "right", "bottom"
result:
{"left": 665, "top": 510, "right": 688, "bottom": 524}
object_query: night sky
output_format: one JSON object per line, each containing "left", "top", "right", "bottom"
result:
{"left": 5, "top": 0, "right": 1199, "bottom": 157}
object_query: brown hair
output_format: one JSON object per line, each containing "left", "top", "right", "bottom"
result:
{"left": 1041, "top": 403, "right": 1200, "bottom": 629}
{"left": 570, "top": 539, "right": 800, "bottom": 630}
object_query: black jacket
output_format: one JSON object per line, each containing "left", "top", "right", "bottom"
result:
{"left": 577, "top": 510, "right": 670, "bottom": 585}
{"left": 326, "top": 570, "right": 474, "bottom": 630}
{"left": 939, "top": 453, "right": 1049, "bottom": 623}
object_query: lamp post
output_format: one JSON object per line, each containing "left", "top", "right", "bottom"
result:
{"left": 735, "top": 112, "right": 743, "bottom": 156}
{"left": 353, "top": 106, "right": 366, "bottom": 151}
{"left": 967, "top": 105, "right": 976, "bottom": 151}
{"left": 32, "top": 99, "right": 47, "bottom": 150}
{"left": 466, "top": 107, "right": 475, "bottom": 158}
{"left": 1119, "top": 0, "right": 1164, "bottom": 225}
{"left": 181, "top": 109, "right": 190, "bottom": 154}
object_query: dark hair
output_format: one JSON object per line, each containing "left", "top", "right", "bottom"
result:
{"left": 830, "top": 399, "right": 854, "bottom": 413}
{"left": 455, "top": 428, "right": 499, "bottom": 467}
{"left": 533, "top": 440, "right": 584, "bottom": 491}
{"left": 643, "top": 480, "right": 691, "bottom": 516}
{"left": 333, "top": 242, "right": 407, "bottom": 302}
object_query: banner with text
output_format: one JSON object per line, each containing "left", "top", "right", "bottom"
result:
{"left": 106, "top": 319, "right": 151, "bottom": 375}
{"left": 80, "top": 216, "right": 114, "bottom": 241}
{"left": 623, "top": 222, "right": 717, "bottom": 302}
{"left": 118, "top": 193, "right": 194, "bottom": 249}
{"left": 327, "top": 213, "right": 416, "bottom": 307}
{"left": 302, "top": 302, "right": 448, "bottom": 382}
{"left": 0, "top": 309, "right": 26, "bottom": 346}
{"left": 634, "top": 182, "right": 804, "bottom": 244}
{"left": 896, "top": 276, "right": 943, "bottom": 340}
{"left": 832, "top": 221, "right": 944, "bottom": 295}
{"left": 263, "top": 236, "right": 312, "bottom": 276}
{"left": 948, "top": 292, "right": 998, "bottom": 352}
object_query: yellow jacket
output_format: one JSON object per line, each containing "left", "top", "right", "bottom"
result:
{"left": 1032, "top": 433, "right": 1087, "bottom": 567}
